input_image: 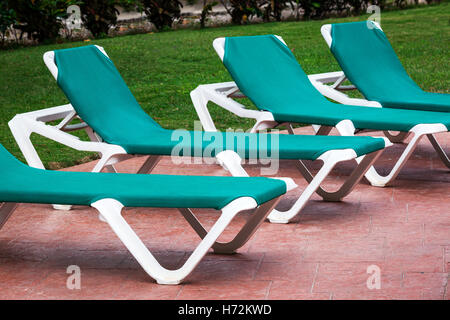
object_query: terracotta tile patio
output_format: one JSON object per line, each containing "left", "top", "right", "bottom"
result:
{"left": 0, "top": 127, "right": 448, "bottom": 300}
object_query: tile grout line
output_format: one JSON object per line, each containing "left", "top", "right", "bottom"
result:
{"left": 252, "top": 252, "right": 265, "bottom": 281}
{"left": 382, "top": 236, "right": 388, "bottom": 264}
{"left": 174, "top": 284, "right": 183, "bottom": 300}
{"left": 442, "top": 246, "right": 446, "bottom": 273}
{"left": 310, "top": 263, "right": 319, "bottom": 294}
{"left": 405, "top": 203, "right": 409, "bottom": 223}
{"left": 264, "top": 280, "right": 273, "bottom": 300}
{"left": 442, "top": 273, "right": 448, "bottom": 300}
{"left": 421, "top": 222, "right": 425, "bottom": 247}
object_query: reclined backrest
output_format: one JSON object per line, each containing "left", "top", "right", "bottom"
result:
{"left": 330, "top": 21, "right": 423, "bottom": 102}
{"left": 222, "top": 35, "right": 331, "bottom": 116}
{"left": 53, "top": 45, "right": 162, "bottom": 144}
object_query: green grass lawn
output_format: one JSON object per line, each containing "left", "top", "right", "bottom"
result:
{"left": 0, "top": 3, "right": 449, "bottom": 168}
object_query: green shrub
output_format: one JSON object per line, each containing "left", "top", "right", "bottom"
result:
{"left": 261, "top": 0, "right": 292, "bottom": 22}
{"left": 297, "top": 1, "right": 373, "bottom": 19}
{"left": 9, "top": 0, "right": 78, "bottom": 43}
{"left": 0, "top": 2, "right": 16, "bottom": 44}
{"left": 141, "top": 0, "right": 183, "bottom": 31}
{"left": 394, "top": 0, "right": 408, "bottom": 8}
{"left": 80, "top": 0, "right": 119, "bottom": 37}
{"left": 227, "top": 0, "right": 262, "bottom": 24}
{"left": 80, "top": 0, "right": 140, "bottom": 38}
{"left": 200, "top": 0, "right": 218, "bottom": 28}
{"left": 346, "top": 0, "right": 370, "bottom": 14}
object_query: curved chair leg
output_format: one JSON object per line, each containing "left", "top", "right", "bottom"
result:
{"left": 178, "top": 198, "right": 279, "bottom": 254}
{"left": 286, "top": 123, "right": 295, "bottom": 134}
{"left": 92, "top": 197, "right": 261, "bottom": 285}
{"left": 267, "top": 156, "right": 340, "bottom": 224}
{"left": 427, "top": 134, "right": 450, "bottom": 169}
{"left": 288, "top": 124, "right": 333, "bottom": 136}
{"left": 85, "top": 127, "right": 116, "bottom": 173}
{"left": 356, "top": 132, "right": 426, "bottom": 187}
{"left": 383, "top": 131, "right": 410, "bottom": 143}
{"left": 286, "top": 122, "right": 375, "bottom": 201}
{"left": 334, "top": 121, "right": 447, "bottom": 187}
{"left": 0, "top": 202, "right": 18, "bottom": 230}
{"left": 315, "top": 125, "right": 333, "bottom": 136}
{"left": 136, "top": 156, "right": 162, "bottom": 174}
{"left": 295, "top": 149, "right": 383, "bottom": 201}
{"left": 266, "top": 147, "right": 383, "bottom": 224}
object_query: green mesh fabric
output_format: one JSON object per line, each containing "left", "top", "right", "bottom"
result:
{"left": 222, "top": 35, "right": 450, "bottom": 131}
{"left": 53, "top": 45, "right": 386, "bottom": 159}
{"left": 330, "top": 21, "right": 450, "bottom": 112}
{"left": 0, "top": 144, "right": 285, "bottom": 209}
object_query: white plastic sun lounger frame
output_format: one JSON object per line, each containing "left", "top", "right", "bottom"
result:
{"left": 8, "top": 45, "right": 294, "bottom": 212}
{"left": 191, "top": 35, "right": 447, "bottom": 191}
{"left": 0, "top": 188, "right": 287, "bottom": 284}
{"left": 309, "top": 23, "right": 450, "bottom": 167}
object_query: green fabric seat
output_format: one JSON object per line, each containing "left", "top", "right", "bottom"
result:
{"left": 0, "top": 144, "right": 285, "bottom": 209}
{"left": 117, "top": 129, "right": 387, "bottom": 159}
{"left": 222, "top": 35, "right": 450, "bottom": 132}
{"left": 53, "top": 45, "right": 386, "bottom": 159}
{"left": 330, "top": 21, "right": 450, "bottom": 113}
